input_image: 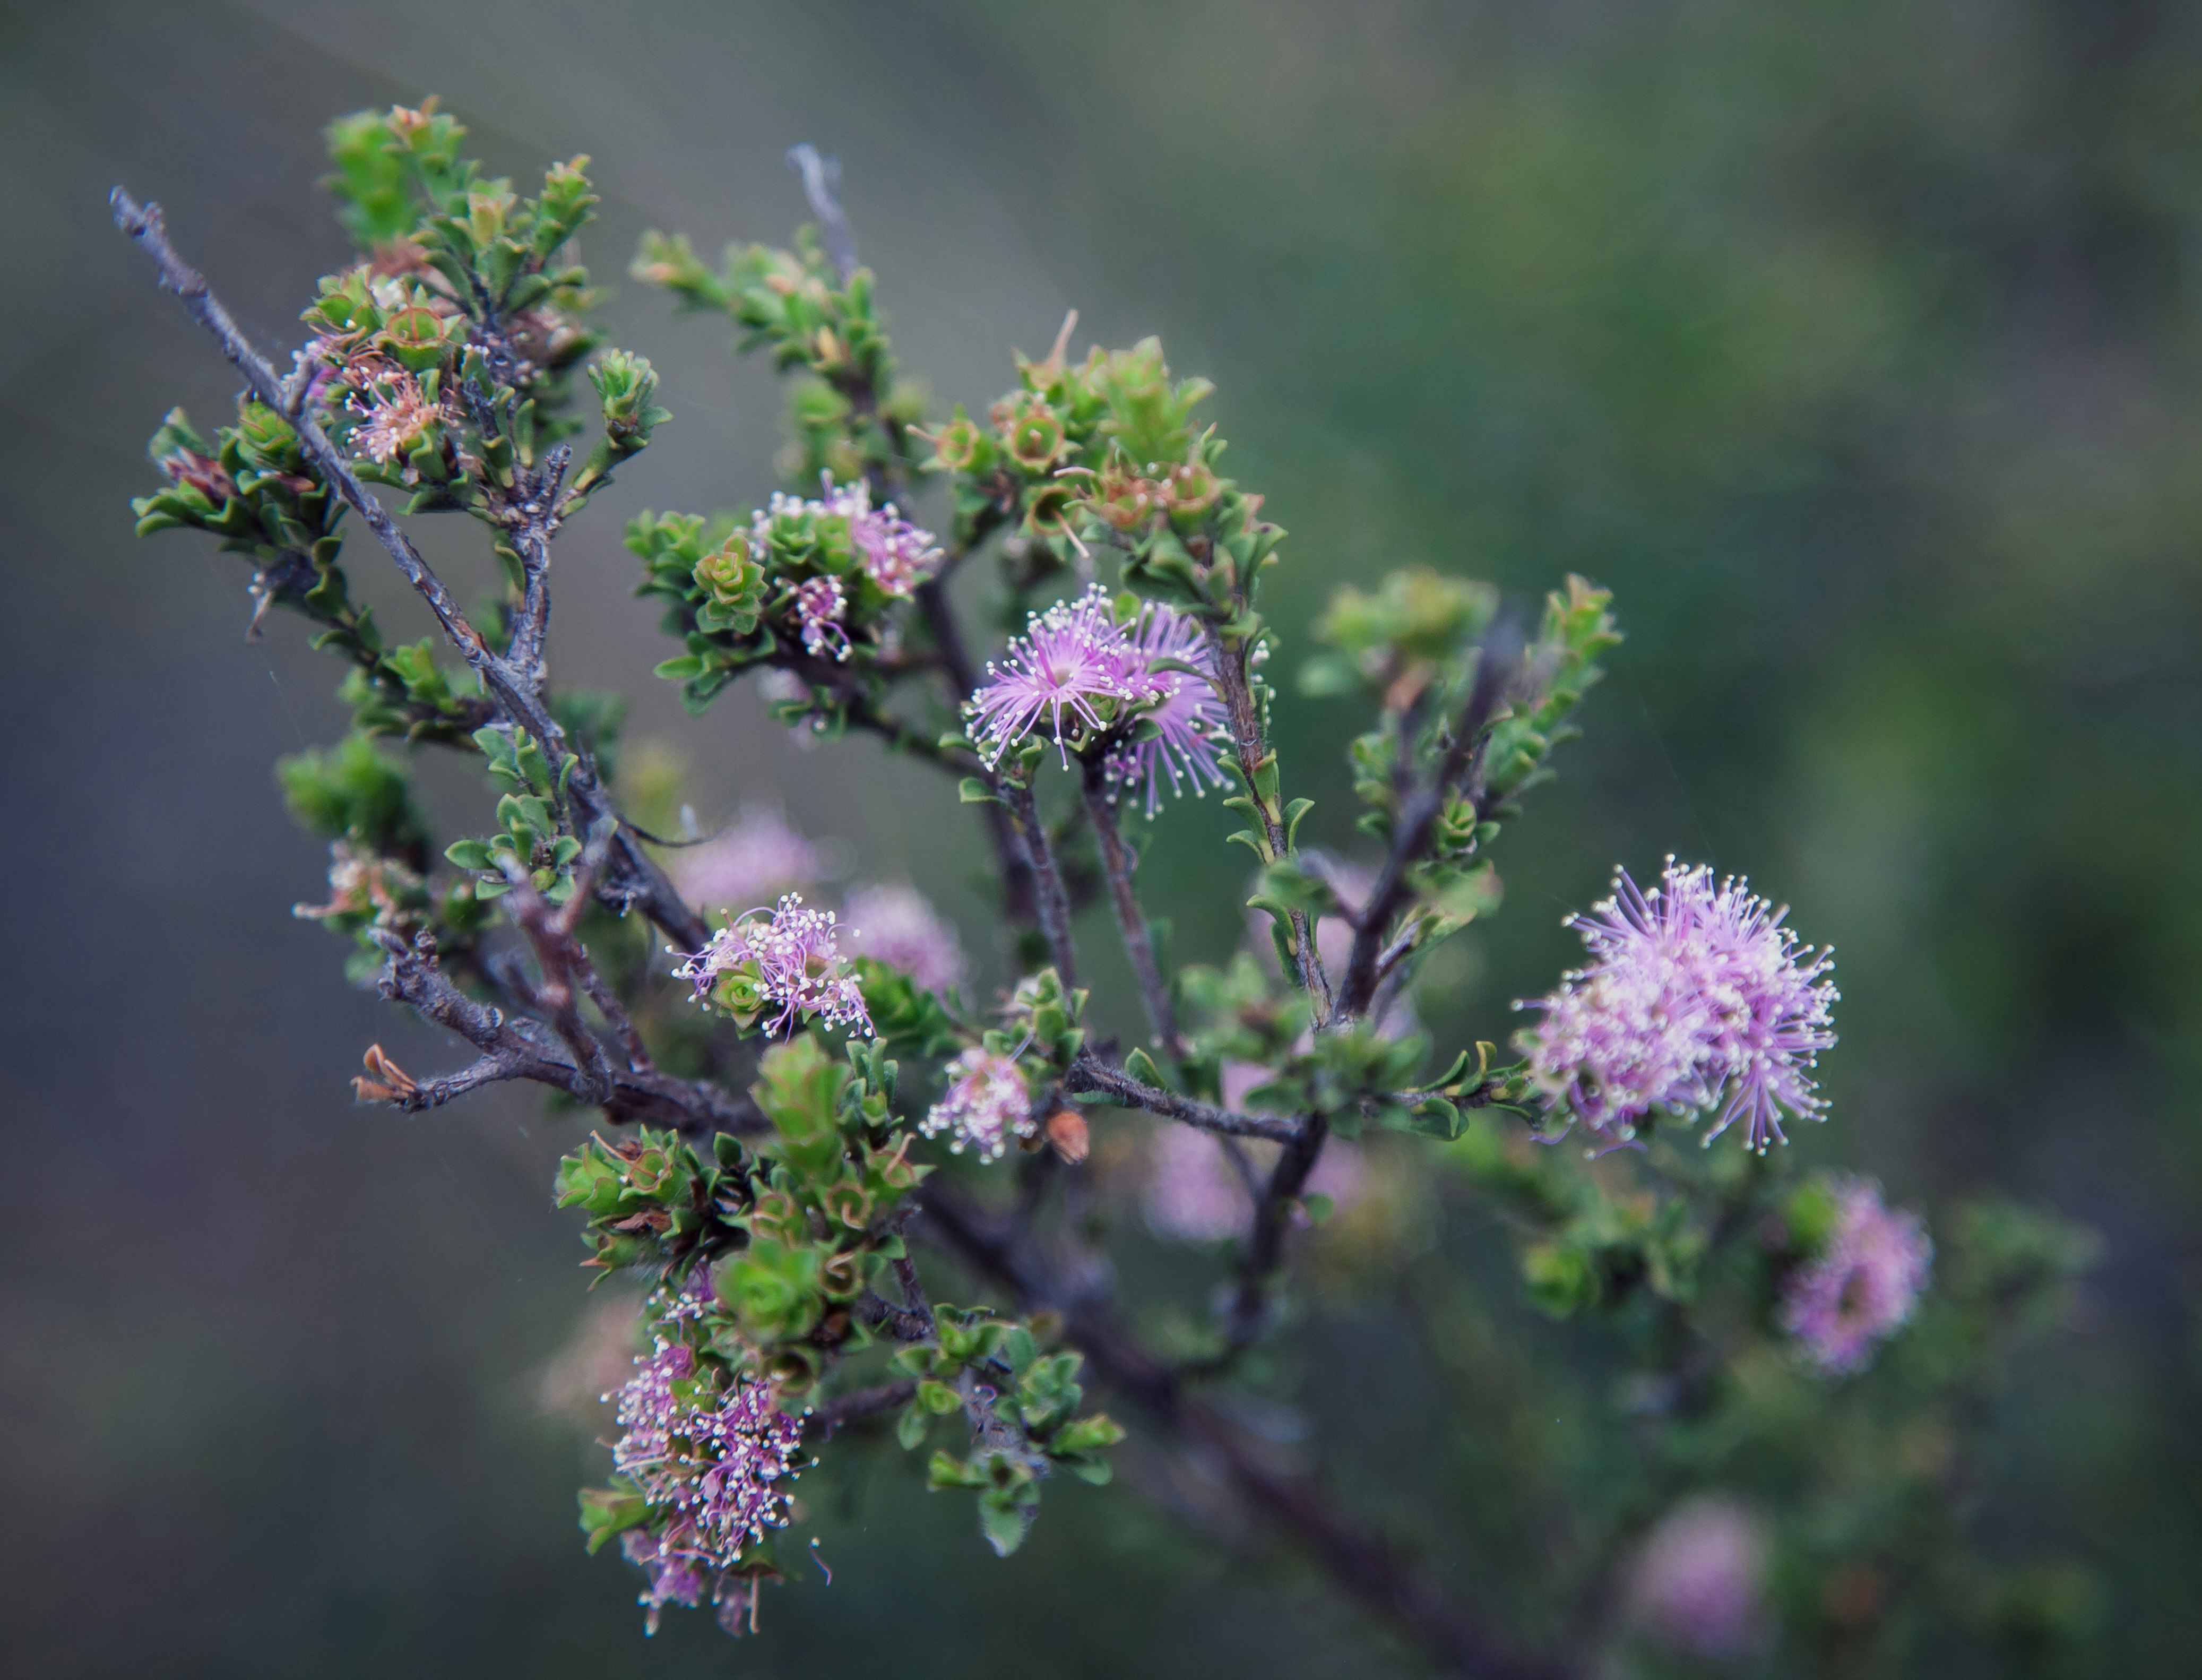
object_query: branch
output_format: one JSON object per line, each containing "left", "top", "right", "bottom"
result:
{"left": 111, "top": 187, "right": 711, "bottom": 955}
{"left": 914, "top": 1185, "right": 1564, "bottom": 1680}
{"left": 1078, "top": 760, "right": 1185, "bottom": 1058}
{"left": 786, "top": 145, "right": 858, "bottom": 286}
{"left": 804, "top": 1379, "right": 917, "bottom": 1441}
{"left": 1064, "top": 1050, "right": 1302, "bottom": 1144}
{"left": 998, "top": 774, "right": 1080, "bottom": 988}
{"left": 1203, "top": 1115, "right": 1330, "bottom": 1371}
{"left": 1206, "top": 621, "right": 1331, "bottom": 1019}
{"left": 368, "top": 927, "right": 759, "bottom": 1135}
{"left": 1334, "top": 631, "right": 1519, "bottom": 1020}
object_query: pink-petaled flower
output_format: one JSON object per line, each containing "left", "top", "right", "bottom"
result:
{"left": 670, "top": 805, "right": 822, "bottom": 912}
{"left": 1626, "top": 1497, "right": 1769, "bottom": 1660}
{"left": 1518, "top": 859, "right": 1838, "bottom": 1152}
{"left": 818, "top": 477, "right": 943, "bottom": 597}
{"left": 843, "top": 881, "right": 966, "bottom": 995}
{"left": 1105, "top": 601, "right": 1232, "bottom": 815}
{"left": 922, "top": 1046, "right": 1034, "bottom": 1161}
{"left": 1779, "top": 1176, "right": 1932, "bottom": 1375}
{"left": 966, "top": 586, "right": 1144, "bottom": 769}
{"left": 792, "top": 575, "right": 849, "bottom": 661}
{"left": 675, "top": 893, "right": 873, "bottom": 1038}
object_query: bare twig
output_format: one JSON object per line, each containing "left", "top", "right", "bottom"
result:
{"left": 805, "top": 1379, "right": 917, "bottom": 1441}
{"left": 786, "top": 144, "right": 858, "bottom": 285}
{"left": 1078, "top": 760, "right": 1186, "bottom": 1057}
{"left": 1064, "top": 1050, "right": 1303, "bottom": 1144}
{"left": 998, "top": 774, "right": 1079, "bottom": 988}
{"left": 370, "top": 928, "right": 758, "bottom": 1135}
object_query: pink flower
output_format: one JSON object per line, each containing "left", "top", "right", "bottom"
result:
{"left": 1626, "top": 1497, "right": 1769, "bottom": 1659}
{"left": 1519, "top": 859, "right": 1838, "bottom": 1152}
{"left": 1144, "top": 1123, "right": 1248, "bottom": 1242}
{"left": 1779, "top": 1176, "right": 1932, "bottom": 1375}
{"left": 675, "top": 892, "right": 873, "bottom": 1038}
{"left": 1104, "top": 602, "right": 1230, "bottom": 816}
{"left": 842, "top": 881, "right": 966, "bottom": 995}
{"left": 967, "top": 587, "right": 1144, "bottom": 769}
{"left": 792, "top": 575, "right": 849, "bottom": 661}
{"left": 922, "top": 1047, "right": 1033, "bottom": 1161}
{"left": 355, "top": 371, "right": 436, "bottom": 463}
{"left": 670, "top": 806, "right": 822, "bottom": 912}
{"left": 818, "top": 477, "right": 942, "bottom": 597}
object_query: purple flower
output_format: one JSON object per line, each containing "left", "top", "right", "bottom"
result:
{"left": 675, "top": 892, "right": 874, "bottom": 1038}
{"left": 610, "top": 1345, "right": 805, "bottom": 1630}
{"left": 817, "top": 477, "right": 943, "bottom": 597}
{"left": 1518, "top": 859, "right": 1838, "bottom": 1152}
{"left": 791, "top": 575, "right": 848, "bottom": 661}
{"left": 670, "top": 806, "right": 822, "bottom": 913}
{"left": 842, "top": 881, "right": 966, "bottom": 995}
{"left": 921, "top": 1047, "right": 1034, "bottom": 1161}
{"left": 966, "top": 587, "right": 1144, "bottom": 769}
{"left": 1144, "top": 1123, "right": 1249, "bottom": 1242}
{"left": 621, "top": 1528, "right": 707, "bottom": 1634}
{"left": 1105, "top": 602, "right": 1231, "bottom": 816}
{"left": 1779, "top": 1175, "right": 1932, "bottom": 1375}
{"left": 1626, "top": 1497, "right": 1769, "bottom": 1660}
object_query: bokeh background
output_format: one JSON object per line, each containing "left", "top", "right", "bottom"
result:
{"left": 3, "top": 0, "right": 2198, "bottom": 1673}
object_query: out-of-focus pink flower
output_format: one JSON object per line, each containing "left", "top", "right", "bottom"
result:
{"left": 1144, "top": 1123, "right": 1249, "bottom": 1243}
{"left": 670, "top": 807, "right": 822, "bottom": 915}
{"left": 1626, "top": 1497, "right": 1770, "bottom": 1660}
{"left": 1779, "top": 1175, "right": 1932, "bottom": 1375}
{"left": 843, "top": 881, "right": 966, "bottom": 995}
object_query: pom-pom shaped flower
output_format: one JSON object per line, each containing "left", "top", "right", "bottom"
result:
{"left": 843, "top": 881, "right": 966, "bottom": 995}
{"left": 609, "top": 1342, "right": 805, "bottom": 1631}
{"left": 1625, "top": 1497, "right": 1769, "bottom": 1660}
{"left": 1518, "top": 859, "right": 1837, "bottom": 1152}
{"left": 1778, "top": 1175, "right": 1932, "bottom": 1375}
{"left": 967, "top": 586, "right": 1143, "bottom": 769}
{"left": 1105, "top": 602, "right": 1231, "bottom": 816}
{"left": 921, "top": 1046, "right": 1034, "bottom": 1160}
{"left": 669, "top": 806, "right": 822, "bottom": 914}
{"left": 675, "top": 892, "right": 873, "bottom": 1038}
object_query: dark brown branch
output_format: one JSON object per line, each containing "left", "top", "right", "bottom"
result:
{"left": 370, "top": 928, "right": 758, "bottom": 1135}
{"left": 1064, "top": 1050, "right": 1303, "bottom": 1144}
{"left": 1334, "top": 633, "right": 1519, "bottom": 1020}
{"left": 804, "top": 1379, "right": 917, "bottom": 1441}
{"left": 110, "top": 187, "right": 710, "bottom": 956}
{"left": 914, "top": 1185, "right": 1562, "bottom": 1680}
{"left": 1205, "top": 1115, "right": 1330, "bottom": 1371}
{"left": 1078, "top": 759, "right": 1185, "bottom": 1058}
{"left": 998, "top": 774, "right": 1079, "bottom": 988}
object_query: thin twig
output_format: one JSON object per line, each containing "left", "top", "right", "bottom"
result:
{"left": 1078, "top": 760, "right": 1185, "bottom": 1058}
{"left": 1064, "top": 1050, "right": 1303, "bottom": 1144}
{"left": 998, "top": 774, "right": 1078, "bottom": 987}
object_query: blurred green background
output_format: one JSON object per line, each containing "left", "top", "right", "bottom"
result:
{"left": 2, "top": 0, "right": 2197, "bottom": 1673}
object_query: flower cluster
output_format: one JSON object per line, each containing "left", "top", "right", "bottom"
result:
{"left": 1518, "top": 859, "right": 1838, "bottom": 1151}
{"left": 843, "top": 881, "right": 966, "bottom": 994}
{"left": 609, "top": 1338, "right": 805, "bottom": 1632}
{"left": 967, "top": 589, "right": 1228, "bottom": 803}
{"left": 750, "top": 476, "right": 943, "bottom": 600}
{"left": 1778, "top": 1175, "right": 1932, "bottom": 1375}
{"left": 920, "top": 1046, "right": 1034, "bottom": 1160}
{"left": 675, "top": 893, "right": 873, "bottom": 1037}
